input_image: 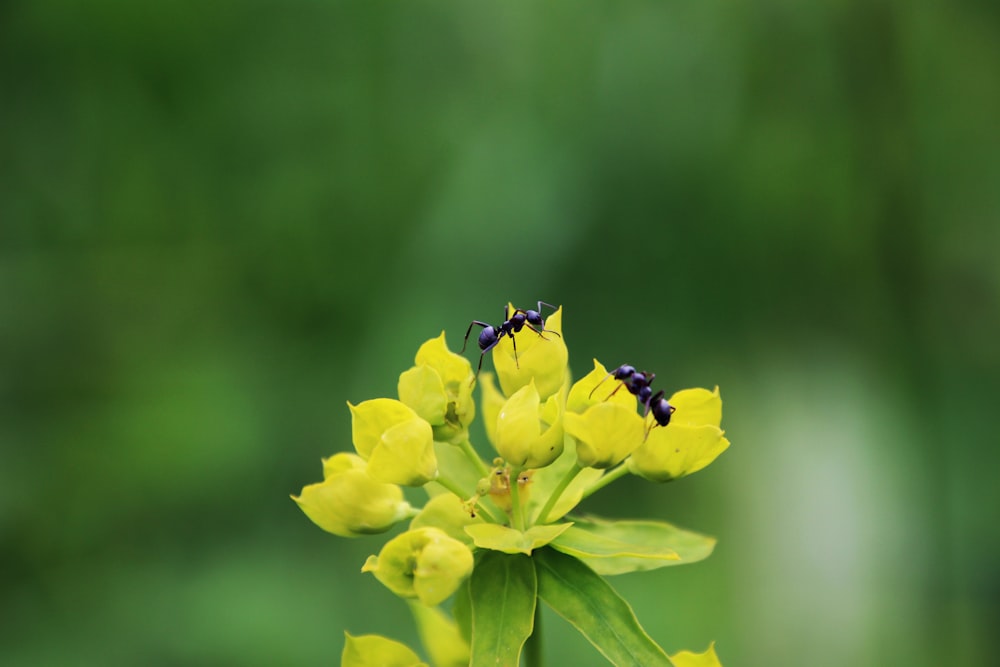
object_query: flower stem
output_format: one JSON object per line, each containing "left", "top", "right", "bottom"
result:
{"left": 509, "top": 466, "right": 526, "bottom": 531}
{"left": 581, "top": 462, "right": 630, "bottom": 499}
{"left": 458, "top": 438, "right": 489, "bottom": 477}
{"left": 435, "top": 474, "right": 501, "bottom": 524}
{"left": 535, "top": 463, "right": 582, "bottom": 525}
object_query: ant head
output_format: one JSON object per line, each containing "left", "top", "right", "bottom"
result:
{"left": 525, "top": 310, "right": 543, "bottom": 326}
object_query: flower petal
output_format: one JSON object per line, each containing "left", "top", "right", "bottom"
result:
{"left": 342, "top": 633, "right": 427, "bottom": 667}
{"left": 398, "top": 364, "right": 448, "bottom": 425}
{"left": 368, "top": 418, "right": 438, "bottom": 486}
{"left": 628, "top": 424, "right": 730, "bottom": 482}
{"left": 292, "top": 467, "right": 409, "bottom": 537}
{"left": 350, "top": 398, "right": 419, "bottom": 460}
{"left": 669, "top": 386, "right": 722, "bottom": 429}
{"left": 564, "top": 402, "right": 645, "bottom": 469}
{"left": 415, "top": 332, "right": 473, "bottom": 386}
{"left": 670, "top": 642, "right": 723, "bottom": 667}
{"left": 566, "top": 359, "right": 636, "bottom": 415}
{"left": 478, "top": 372, "right": 505, "bottom": 449}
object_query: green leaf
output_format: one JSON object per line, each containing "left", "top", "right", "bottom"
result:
{"left": 550, "top": 525, "right": 680, "bottom": 565}
{"left": 408, "top": 601, "right": 470, "bottom": 667}
{"left": 534, "top": 548, "right": 671, "bottom": 667}
{"left": 468, "top": 551, "right": 537, "bottom": 667}
{"left": 567, "top": 516, "right": 716, "bottom": 575}
{"left": 465, "top": 523, "right": 572, "bottom": 555}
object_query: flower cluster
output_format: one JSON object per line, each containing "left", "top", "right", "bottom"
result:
{"left": 292, "top": 305, "right": 729, "bottom": 667}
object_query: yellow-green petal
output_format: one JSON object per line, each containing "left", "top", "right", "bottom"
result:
{"left": 564, "top": 402, "right": 646, "bottom": 469}
{"left": 478, "top": 372, "right": 505, "bottom": 448}
{"left": 628, "top": 424, "right": 730, "bottom": 482}
{"left": 350, "top": 398, "right": 419, "bottom": 460}
{"left": 398, "top": 364, "right": 449, "bottom": 425}
{"left": 415, "top": 332, "right": 473, "bottom": 386}
{"left": 669, "top": 386, "right": 722, "bottom": 429}
{"left": 566, "top": 359, "right": 637, "bottom": 415}
{"left": 412, "top": 531, "right": 476, "bottom": 606}
{"left": 494, "top": 382, "right": 564, "bottom": 469}
{"left": 322, "top": 452, "right": 367, "bottom": 479}
{"left": 465, "top": 523, "right": 573, "bottom": 555}
{"left": 292, "top": 467, "right": 410, "bottom": 537}
{"left": 342, "top": 633, "right": 427, "bottom": 667}
{"left": 367, "top": 417, "right": 438, "bottom": 486}
{"left": 492, "top": 305, "right": 568, "bottom": 401}
{"left": 670, "top": 642, "right": 723, "bottom": 667}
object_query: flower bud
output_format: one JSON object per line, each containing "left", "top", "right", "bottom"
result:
{"left": 292, "top": 453, "right": 412, "bottom": 537}
{"left": 349, "top": 399, "right": 437, "bottom": 486}
{"left": 493, "top": 381, "right": 564, "bottom": 469}
{"left": 398, "top": 333, "right": 476, "bottom": 444}
{"left": 628, "top": 387, "right": 729, "bottom": 482}
{"left": 492, "top": 305, "right": 568, "bottom": 401}
{"left": 341, "top": 633, "right": 427, "bottom": 667}
{"left": 362, "top": 527, "right": 474, "bottom": 606}
{"left": 409, "top": 492, "right": 482, "bottom": 545}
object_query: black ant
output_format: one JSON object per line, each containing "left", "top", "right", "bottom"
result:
{"left": 589, "top": 364, "right": 676, "bottom": 437}
{"left": 460, "top": 301, "right": 561, "bottom": 377}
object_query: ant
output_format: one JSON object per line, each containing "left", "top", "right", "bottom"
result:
{"left": 460, "top": 301, "right": 561, "bottom": 377}
{"left": 589, "top": 364, "right": 676, "bottom": 438}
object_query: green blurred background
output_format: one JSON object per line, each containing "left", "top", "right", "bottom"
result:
{"left": 2, "top": 1, "right": 998, "bottom": 665}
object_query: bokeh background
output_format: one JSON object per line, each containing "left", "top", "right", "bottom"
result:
{"left": 2, "top": 1, "right": 999, "bottom": 665}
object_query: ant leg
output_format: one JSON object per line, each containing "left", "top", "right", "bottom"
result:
{"left": 588, "top": 370, "right": 616, "bottom": 398}
{"left": 604, "top": 383, "right": 625, "bottom": 401}
{"left": 472, "top": 330, "right": 508, "bottom": 376}
{"left": 511, "top": 332, "right": 519, "bottom": 369}
{"left": 642, "top": 390, "right": 665, "bottom": 440}
{"left": 461, "top": 320, "right": 492, "bottom": 354}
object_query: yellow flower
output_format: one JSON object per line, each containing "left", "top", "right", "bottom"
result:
{"left": 291, "top": 453, "right": 412, "bottom": 537}
{"left": 362, "top": 527, "right": 474, "bottom": 606}
{"left": 492, "top": 304, "right": 568, "bottom": 401}
{"left": 398, "top": 333, "right": 476, "bottom": 444}
{"left": 628, "top": 387, "right": 730, "bottom": 482}
{"left": 493, "top": 380, "right": 564, "bottom": 469}
{"left": 563, "top": 360, "right": 647, "bottom": 468}
{"left": 349, "top": 398, "right": 438, "bottom": 486}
